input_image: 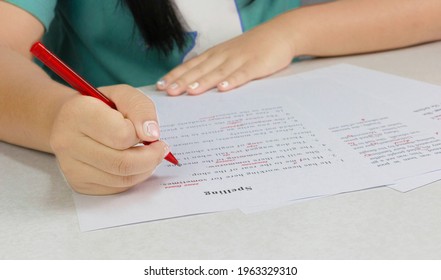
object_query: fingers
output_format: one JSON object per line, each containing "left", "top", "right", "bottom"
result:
{"left": 216, "top": 62, "right": 258, "bottom": 92}
{"left": 158, "top": 53, "right": 226, "bottom": 96}
{"left": 99, "top": 84, "right": 161, "bottom": 143}
{"left": 156, "top": 45, "right": 267, "bottom": 95}
{"left": 51, "top": 85, "right": 167, "bottom": 195}
{"left": 157, "top": 22, "right": 295, "bottom": 96}
{"left": 157, "top": 55, "right": 244, "bottom": 96}
{"left": 155, "top": 36, "right": 258, "bottom": 95}
{"left": 52, "top": 94, "right": 140, "bottom": 151}
{"left": 69, "top": 137, "right": 167, "bottom": 177}
{"left": 159, "top": 59, "right": 261, "bottom": 96}
{"left": 62, "top": 159, "right": 154, "bottom": 195}
{"left": 54, "top": 136, "right": 168, "bottom": 195}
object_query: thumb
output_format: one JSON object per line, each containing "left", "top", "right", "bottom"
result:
{"left": 98, "top": 84, "right": 160, "bottom": 142}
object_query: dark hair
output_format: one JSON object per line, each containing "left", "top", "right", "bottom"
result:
{"left": 122, "top": 0, "right": 188, "bottom": 55}
{"left": 123, "top": 0, "right": 255, "bottom": 55}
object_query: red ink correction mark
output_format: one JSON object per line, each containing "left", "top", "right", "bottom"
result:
{"left": 241, "top": 161, "right": 268, "bottom": 167}
{"left": 215, "top": 150, "right": 242, "bottom": 166}
{"left": 165, "top": 182, "right": 201, "bottom": 189}
{"left": 246, "top": 142, "right": 263, "bottom": 149}
{"left": 165, "top": 185, "right": 182, "bottom": 189}
{"left": 221, "top": 120, "right": 243, "bottom": 129}
{"left": 184, "top": 183, "right": 199, "bottom": 187}
{"left": 394, "top": 138, "right": 412, "bottom": 146}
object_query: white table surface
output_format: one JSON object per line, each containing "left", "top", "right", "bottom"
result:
{"left": 1, "top": 41, "right": 441, "bottom": 259}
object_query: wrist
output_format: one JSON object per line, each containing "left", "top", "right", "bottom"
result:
{"left": 38, "top": 84, "right": 78, "bottom": 153}
{"left": 266, "top": 9, "right": 309, "bottom": 58}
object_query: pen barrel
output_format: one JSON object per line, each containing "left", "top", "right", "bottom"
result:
{"left": 30, "top": 41, "right": 179, "bottom": 166}
{"left": 30, "top": 42, "right": 116, "bottom": 109}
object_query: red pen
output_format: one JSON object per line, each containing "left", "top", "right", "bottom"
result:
{"left": 30, "top": 41, "right": 180, "bottom": 166}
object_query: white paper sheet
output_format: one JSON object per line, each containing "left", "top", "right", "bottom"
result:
{"left": 73, "top": 64, "right": 441, "bottom": 231}
{"left": 294, "top": 64, "right": 441, "bottom": 192}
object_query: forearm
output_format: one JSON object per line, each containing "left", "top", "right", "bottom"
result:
{"left": 273, "top": 0, "right": 441, "bottom": 57}
{"left": 0, "top": 45, "right": 77, "bottom": 153}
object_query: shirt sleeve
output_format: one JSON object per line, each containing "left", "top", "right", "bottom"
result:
{"left": 5, "top": 0, "right": 57, "bottom": 30}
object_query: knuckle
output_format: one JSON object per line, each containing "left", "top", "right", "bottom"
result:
{"left": 132, "top": 97, "right": 155, "bottom": 114}
{"left": 167, "top": 65, "right": 189, "bottom": 80}
{"left": 235, "top": 68, "right": 250, "bottom": 80}
{"left": 121, "top": 175, "right": 136, "bottom": 187}
{"left": 120, "top": 85, "right": 142, "bottom": 103}
{"left": 181, "top": 57, "right": 204, "bottom": 71}
{"left": 125, "top": 90, "right": 156, "bottom": 114}
{"left": 179, "top": 63, "right": 193, "bottom": 72}
{"left": 174, "top": 77, "right": 188, "bottom": 87}
{"left": 192, "top": 65, "right": 206, "bottom": 76}
{"left": 215, "top": 66, "right": 230, "bottom": 78}
{"left": 164, "top": 71, "right": 178, "bottom": 81}
{"left": 100, "top": 84, "right": 134, "bottom": 102}
{"left": 112, "top": 154, "right": 133, "bottom": 175}
{"left": 228, "top": 68, "right": 250, "bottom": 86}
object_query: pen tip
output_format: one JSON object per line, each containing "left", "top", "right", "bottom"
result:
{"left": 164, "top": 152, "right": 180, "bottom": 166}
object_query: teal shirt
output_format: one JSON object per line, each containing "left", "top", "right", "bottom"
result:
{"left": 7, "top": 0, "right": 300, "bottom": 87}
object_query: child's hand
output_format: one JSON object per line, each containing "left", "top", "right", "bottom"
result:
{"left": 157, "top": 20, "right": 295, "bottom": 95}
{"left": 50, "top": 85, "right": 168, "bottom": 195}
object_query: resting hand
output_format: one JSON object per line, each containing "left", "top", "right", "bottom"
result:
{"left": 157, "top": 19, "right": 295, "bottom": 95}
{"left": 50, "top": 85, "right": 168, "bottom": 195}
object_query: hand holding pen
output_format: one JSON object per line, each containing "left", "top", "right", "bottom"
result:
{"left": 31, "top": 42, "right": 179, "bottom": 195}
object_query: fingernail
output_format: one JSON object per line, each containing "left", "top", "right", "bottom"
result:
{"left": 143, "top": 121, "right": 160, "bottom": 139}
{"left": 188, "top": 82, "right": 200, "bottom": 90}
{"left": 157, "top": 79, "right": 166, "bottom": 88}
{"left": 168, "top": 83, "right": 179, "bottom": 90}
{"left": 219, "top": 81, "right": 229, "bottom": 89}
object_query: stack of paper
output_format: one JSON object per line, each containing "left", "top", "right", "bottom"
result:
{"left": 73, "top": 64, "right": 441, "bottom": 231}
